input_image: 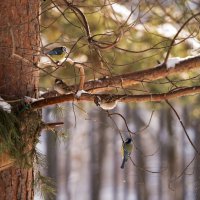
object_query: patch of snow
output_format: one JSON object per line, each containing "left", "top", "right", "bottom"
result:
{"left": 157, "top": 23, "right": 177, "bottom": 37}
{"left": 112, "top": 3, "right": 132, "bottom": 21}
{"left": 0, "top": 97, "right": 11, "bottom": 113}
{"left": 184, "top": 55, "right": 197, "bottom": 59}
{"left": 187, "top": 38, "right": 200, "bottom": 50}
{"left": 166, "top": 55, "right": 198, "bottom": 69}
{"left": 155, "top": 22, "right": 200, "bottom": 52}
{"left": 166, "top": 57, "right": 182, "bottom": 68}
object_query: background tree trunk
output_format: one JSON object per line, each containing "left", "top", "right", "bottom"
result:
{"left": 132, "top": 108, "right": 149, "bottom": 200}
{"left": 0, "top": 0, "right": 40, "bottom": 199}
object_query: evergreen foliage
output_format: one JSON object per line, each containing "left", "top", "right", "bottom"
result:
{"left": 0, "top": 108, "right": 25, "bottom": 164}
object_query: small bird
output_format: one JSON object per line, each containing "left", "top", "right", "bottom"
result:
{"left": 54, "top": 79, "right": 73, "bottom": 94}
{"left": 94, "top": 95, "right": 118, "bottom": 110}
{"left": 46, "top": 46, "right": 67, "bottom": 65}
{"left": 121, "top": 137, "right": 133, "bottom": 169}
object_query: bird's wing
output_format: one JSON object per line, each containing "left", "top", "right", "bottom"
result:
{"left": 47, "top": 47, "right": 63, "bottom": 55}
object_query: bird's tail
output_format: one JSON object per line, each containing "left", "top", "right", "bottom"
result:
{"left": 120, "top": 157, "right": 126, "bottom": 169}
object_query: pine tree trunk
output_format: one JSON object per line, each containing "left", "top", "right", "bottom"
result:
{"left": 0, "top": 0, "right": 40, "bottom": 199}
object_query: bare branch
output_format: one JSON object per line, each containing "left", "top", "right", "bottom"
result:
{"left": 31, "top": 85, "right": 200, "bottom": 109}
{"left": 63, "top": 0, "right": 91, "bottom": 39}
{"left": 41, "top": 55, "right": 200, "bottom": 96}
{"left": 108, "top": 112, "right": 136, "bottom": 135}
{"left": 129, "top": 157, "right": 162, "bottom": 174}
{"left": 42, "top": 122, "right": 64, "bottom": 129}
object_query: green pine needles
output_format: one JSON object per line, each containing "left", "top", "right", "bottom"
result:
{"left": 0, "top": 107, "right": 41, "bottom": 167}
{"left": 0, "top": 108, "right": 25, "bottom": 165}
{"left": 0, "top": 107, "right": 56, "bottom": 198}
{"left": 34, "top": 171, "right": 56, "bottom": 199}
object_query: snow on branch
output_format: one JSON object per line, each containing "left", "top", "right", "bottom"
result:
{"left": 166, "top": 55, "right": 198, "bottom": 69}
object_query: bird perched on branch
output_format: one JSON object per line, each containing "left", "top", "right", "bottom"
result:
{"left": 54, "top": 79, "right": 73, "bottom": 94}
{"left": 46, "top": 46, "right": 67, "bottom": 65}
{"left": 121, "top": 137, "right": 133, "bottom": 169}
{"left": 94, "top": 95, "right": 118, "bottom": 110}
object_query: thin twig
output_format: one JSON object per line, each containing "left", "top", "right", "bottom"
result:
{"left": 165, "top": 100, "right": 200, "bottom": 155}
{"left": 107, "top": 111, "right": 124, "bottom": 143}
{"left": 63, "top": 0, "right": 91, "bottom": 39}
{"left": 108, "top": 112, "right": 136, "bottom": 135}
{"left": 164, "top": 12, "right": 200, "bottom": 63}
{"left": 71, "top": 102, "right": 77, "bottom": 128}
{"left": 173, "top": 153, "right": 197, "bottom": 180}
{"left": 43, "top": 122, "right": 64, "bottom": 129}
{"left": 63, "top": 0, "right": 122, "bottom": 49}
{"left": 134, "top": 111, "right": 154, "bottom": 135}
{"left": 129, "top": 157, "right": 163, "bottom": 173}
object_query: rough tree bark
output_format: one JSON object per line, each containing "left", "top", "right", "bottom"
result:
{"left": 0, "top": 0, "right": 40, "bottom": 199}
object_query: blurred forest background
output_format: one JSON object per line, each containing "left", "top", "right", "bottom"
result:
{"left": 36, "top": 0, "right": 200, "bottom": 199}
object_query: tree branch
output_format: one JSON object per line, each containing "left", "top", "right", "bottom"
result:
{"left": 42, "top": 122, "right": 64, "bottom": 129}
{"left": 165, "top": 100, "right": 200, "bottom": 155}
{"left": 86, "top": 55, "right": 200, "bottom": 93}
{"left": 32, "top": 85, "right": 200, "bottom": 109}
{"left": 41, "top": 55, "right": 200, "bottom": 97}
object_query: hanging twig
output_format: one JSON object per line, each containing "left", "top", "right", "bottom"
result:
{"left": 106, "top": 110, "right": 125, "bottom": 143}
{"left": 165, "top": 100, "right": 200, "bottom": 155}
{"left": 129, "top": 157, "right": 163, "bottom": 174}
{"left": 108, "top": 112, "right": 136, "bottom": 135}
{"left": 134, "top": 110, "right": 154, "bottom": 135}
